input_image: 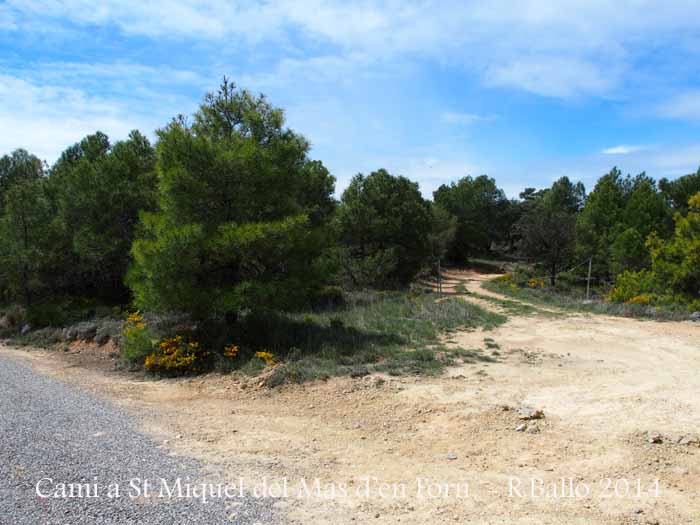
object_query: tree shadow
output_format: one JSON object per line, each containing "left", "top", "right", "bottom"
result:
{"left": 199, "top": 311, "right": 405, "bottom": 360}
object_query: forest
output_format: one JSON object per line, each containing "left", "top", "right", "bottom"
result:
{"left": 1, "top": 79, "right": 699, "bottom": 377}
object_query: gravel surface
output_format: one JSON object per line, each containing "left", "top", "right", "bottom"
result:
{"left": 0, "top": 353, "right": 279, "bottom": 524}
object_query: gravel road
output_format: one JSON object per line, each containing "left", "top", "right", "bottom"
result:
{"left": 0, "top": 352, "right": 278, "bottom": 524}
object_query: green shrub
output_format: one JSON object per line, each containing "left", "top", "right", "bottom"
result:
{"left": 315, "top": 285, "right": 345, "bottom": 307}
{"left": 2, "top": 304, "right": 26, "bottom": 328}
{"left": 26, "top": 303, "right": 69, "bottom": 327}
{"left": 121, "top": 311, "right": 155, "bottom": 363}
{"left": 608, "top": 269, "right": 655, "bottom": 303}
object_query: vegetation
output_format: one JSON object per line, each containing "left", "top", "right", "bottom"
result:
{"left": 227, "top": 291, "right": 506, "bottom": 382}
{"left": 433, "top": 175, "right": 512, "bottom": 259}
{"left": 127, "top": 79, "right": 335, "bottom": 319}
{"left": 336, "top": 169, "right": 432, "bottom": 288}
{"left": 514, "top": 177, "right": 579, "bottom": 285}
{"left": 0, "top": 77, "right": 698, "bottom": 383}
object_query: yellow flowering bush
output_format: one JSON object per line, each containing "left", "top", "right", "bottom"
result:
{"left": 145, "top": 335, "right": 212, "bottom": 375}
{"left": 223, "top": 343, "right": 239, "bottom": 359}
{"left": 607, "top": 269, "right": 655, "bottom": 303}
{"left": 625, "top": 294, "right": 651, "bottom": 305}
{"left": 121, "top": 310, "right": 155, "bottom": 363}
{"left": 254, "top": 351, "right": 276, "bottom": 366}
{"left": 494, "top": 273, "right": 512, "bottom": 282}
{"left": 126, "top": 311, "right": 146, "bottom": 330}
{"left": 527, "top": 277, "right": 545, "bottom": 289}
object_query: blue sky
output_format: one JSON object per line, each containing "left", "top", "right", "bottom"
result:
{"left": 3, "top": 1, "right": 700, "bottom": 197}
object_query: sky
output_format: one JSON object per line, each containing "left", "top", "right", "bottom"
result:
{"left": 2, "top": 1, "right": 700, "bottom": 198}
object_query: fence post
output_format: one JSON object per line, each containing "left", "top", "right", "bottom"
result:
{"left": 586, "top": 256, "right": 592, "bottom": 301}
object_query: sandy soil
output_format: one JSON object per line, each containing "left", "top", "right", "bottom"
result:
{"left": 3, "top": 269, "right": 699, "bottom": 524}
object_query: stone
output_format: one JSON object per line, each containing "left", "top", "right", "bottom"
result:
{"left": 20, "top": 324, "right": 31, "bottom": 335}
{"left": 517, "top": 407, "right": 544, "bottom": 420}
{"left": 446, "top": 452, "right": 458, "bottom": 460}
{"left": 76, "top": 324, "right": 98, "bottom": 341}
{"left": 648, "top": 433, "right": 663, "bottom": 444}
{"left": 690, "top": 311, "right": 700, "bottom": 321}
{"left": 678, "top": 435, "right": 699, "bottom": 446}
{"left": 95, "top": 328, "right": 111, "bottom": 346}
{"left": 515, "top": 423, "right": 527, "bottom": 432}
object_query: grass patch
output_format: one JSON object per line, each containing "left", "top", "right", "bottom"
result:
{"left": 447, "top": 347, "right": 499, "bottom": 363}
{"left": 207, "top": 291, "right": 507, "bottom": 384}
{"left": 471, "top": 289, "right": 558, "bottom": 317}
{"left": 484, "top": 279, "right": 690, "bottom": 320}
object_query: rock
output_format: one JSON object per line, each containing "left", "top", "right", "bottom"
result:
{"left": 678, "top": 435, "right": 699, "bottom": 446}
{"left": 0, "top": 316, "right": 10, "bottom": 330}
{"left": 515, "top": 423, "right": 527, "bottom": 432}
{"left": 648, "top": 433, "right": 663, "bottom": 444}
{"left": 95, "top": 328, "right": 111, "bottom": 346}
{"left": 517, "top": 407, "right": 544, "bottom": 420}
{"left": 446, "top": 452, "right": 458, "bottom": 460}
{"left": 76, "top": 324, "right": 97, "bottom": 341}
{"left": 20, "top": 324, "right": 31, "bottom": 335}
{"left": 690, "top": 311, "right": 700, "bottom": 321}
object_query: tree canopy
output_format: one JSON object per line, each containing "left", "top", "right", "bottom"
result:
{"left": 127, "top": 79, "right": 336, "bottom": 318}
{"left": 336, "top": 169, "right": 432, "bottom": 287}
{"left": 433, "top": 175, "right": 511, "bottom": 261}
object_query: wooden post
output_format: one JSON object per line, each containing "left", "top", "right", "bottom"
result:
{"left": 586, "top": 256, "right": 592, "bottom": 301}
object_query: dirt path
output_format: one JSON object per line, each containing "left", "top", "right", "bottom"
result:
{"left": 4, "top": 270, "right": 700, "bottom": 524}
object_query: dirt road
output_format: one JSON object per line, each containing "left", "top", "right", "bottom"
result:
{"left": 3, "top": 270, "right": 699, "bottom": 524}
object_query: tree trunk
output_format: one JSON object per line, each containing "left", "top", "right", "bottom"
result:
{"left": 550, "top": 263, "right": 556, "bottom": 286}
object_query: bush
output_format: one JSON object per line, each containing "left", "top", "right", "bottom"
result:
{"left": 608, "top": 270, "right": 655, "bottom": 303}
{"left": 145, "top": 336, "right": 213, "bottom": 375}
{"left": 625, "top": 294, "right": 651, "bottom": 305}
{"left": 121, "top": 311, "right": 155, "bottom": 363}
{"left": 314, "top": 285, "right": 345, "bottom": 307}
{"left": 527, "top": 277, "right": 545, "bottom": 289}
{"left": 26, "top": 302, "right": 70, "bottom": 327}
{"left": 2, "top": 304, "right": 26, "bottom": 328}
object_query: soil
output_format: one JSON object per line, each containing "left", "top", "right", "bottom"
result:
{"left": 3, "top": 269, "right": 699, "bottom": 524}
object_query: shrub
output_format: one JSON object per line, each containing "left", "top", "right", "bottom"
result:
{"left": 608, "top": 270, "right": 655, "bottom": 303}
{"left": 26, "top": 302, "right": 69, "bottom": 327}
{"left": 145, "top": 335, "right": 213, "bottom": 375}
{"left": 223, "top": 343, "right": 239, "bottom": 359}
{"left": 254, "top": 351, "right": 276, "bottom": 366}
{"left": 2, "top": 304, "right": 26, "bottom": 328}
{"left": 315, "top": 285, "right": 345, "bottom": 307}
{"left": 625, "top": 294, "right": 651, "bottom": 305}
{"left": 527, "top": 277, "right": 545, "bottom": 289}
{"left": 121, "top": 311, "right": 155, "bottom": 363}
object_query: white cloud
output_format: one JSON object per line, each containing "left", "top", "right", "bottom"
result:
{"left": 485, "top": 57, "right": 618, "bottom": 98}
{"left": 657, "top": 91, "right": 700, "bottom": 120}
{"left": 602, "top": 145, "right": 648, "bottom": 155}
{"left": 650, "top": 144, "right": 700, "bottom": 174}
{"left": 6, "top": 1, "right": 700, "bottom": 100}
{"left": 441, "top": 112, "right": 493, "bottom": 125}
{"left": 0, "top": 73, "right": 167, "bottom": 163}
